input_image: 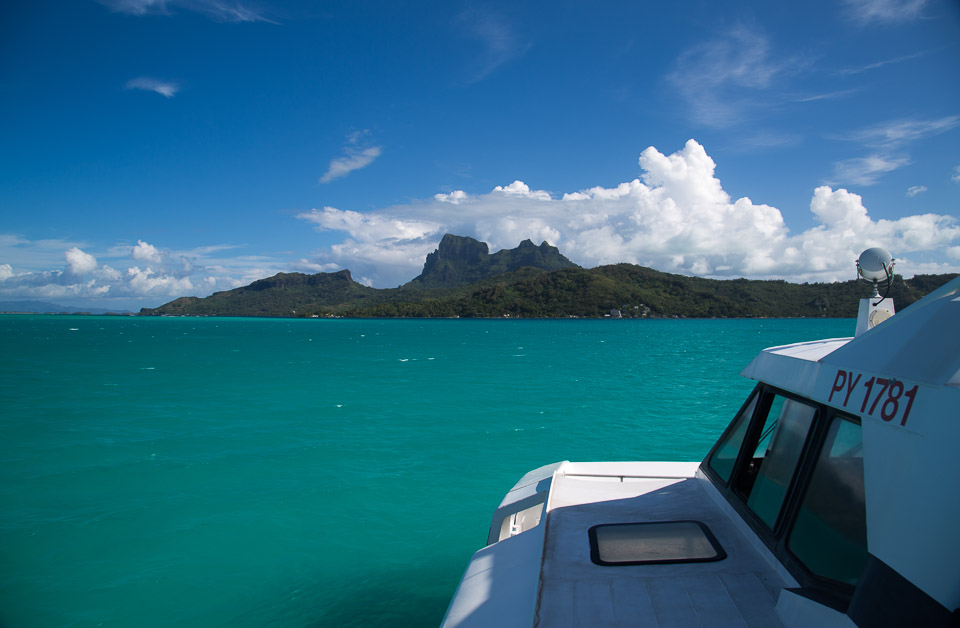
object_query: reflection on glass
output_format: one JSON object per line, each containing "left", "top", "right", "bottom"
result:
{"left": 788, "top": 418, "right": 867, "bottom": 585}
{"left": 745, "top": 398, "right": 816, "bottom": 528}
{"left": 708, "top": 395, "right": 758, "bottom": 483}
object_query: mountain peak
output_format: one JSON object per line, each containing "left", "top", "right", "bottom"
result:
{"left": 405, "top": 234, "right": 579, "bottom": 288}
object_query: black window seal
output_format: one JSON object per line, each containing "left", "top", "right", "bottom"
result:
{"left": 700, "top": 385, "right": 866, "bottom": 610}
{"left": 703, "top": 385, "right": 763, "bottom": 488}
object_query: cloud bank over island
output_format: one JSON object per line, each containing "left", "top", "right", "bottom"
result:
{"left": 2, "top": 141, "right": 958, "bottom": 307}
{"left": 298, "top": 140, "right": 960, "bottom": 287}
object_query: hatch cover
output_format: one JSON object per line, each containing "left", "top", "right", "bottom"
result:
{"left": 588, "top": 520, "right": 726, "bottom": 566}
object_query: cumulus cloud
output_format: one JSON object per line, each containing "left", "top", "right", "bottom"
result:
{"left": 435, "top": 190, "right": 469, "bottom": 204}
{"left": 132, "top": 239, "right": 163, "bottom": 264}
{"left": 125, "top": 77, "right": 179, "bottom": 98}
{"left": 906, "top": 185, "right": 927, "bottom": 197}
{"left": 320, "top": 132, "right": 382, "bottom": 183}
{"left": 5, "top": 143, "right": 957, "bottom": 308}
{"left": 492, "top": 180, "right": 552, "bottom": 200}
{"left": 0, "top": 238, "right": 277, "bottom": 309}
{"left": 65, "top": 247, "right": 99, "bottom": 275}
{"left": 296, "top": 140, "right": 960, "bottom": 287}
{"left": 952, "top": 166, "right": 960, "bottom": 183}
{"left": 298, "top": 207, "right": 441, "bottom": 243}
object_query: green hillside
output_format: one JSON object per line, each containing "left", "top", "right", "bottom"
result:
{"left": 141, "top": 235, "right": 957, "bottom": 318}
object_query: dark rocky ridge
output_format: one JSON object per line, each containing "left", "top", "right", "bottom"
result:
{"left": 405, "top": 234, "right": 578, "bottom": 288}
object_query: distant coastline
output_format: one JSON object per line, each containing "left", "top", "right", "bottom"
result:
{"left": 138, "top": 235, "right": 957, "bottom": 320}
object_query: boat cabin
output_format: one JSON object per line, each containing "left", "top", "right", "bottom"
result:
{"left": 442, "top": 269, "right": 960, "bottom": 627}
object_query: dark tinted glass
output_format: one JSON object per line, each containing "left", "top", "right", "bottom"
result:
{"left": 788, "top": 417, "right": 867, "bottom": 585}
{"left": 745, "top": 397, "right": 816, "bottom": 528}
{"left": 708, "top": 394, "right": 758, "bottom": 482}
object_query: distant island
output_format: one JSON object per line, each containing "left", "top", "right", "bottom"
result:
{"left": 0, "top": 300, "right": 133, "bottom": 315}
{"left": 140, "top": 234, "right": 957, "bottom": 319}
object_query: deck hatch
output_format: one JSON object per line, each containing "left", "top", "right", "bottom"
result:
{"left": 588, "top": 520, "right": 726, "bottom": 566}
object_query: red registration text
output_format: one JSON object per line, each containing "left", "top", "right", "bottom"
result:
{"left": 828, "top": 369, "right": 918, "bottom": 426}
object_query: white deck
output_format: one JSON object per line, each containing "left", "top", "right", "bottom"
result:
{"left": 535, "top": 462, "right": 793, "bottom": 628}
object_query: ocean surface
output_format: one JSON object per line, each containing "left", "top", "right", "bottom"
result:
{"left": 0, "top": 315, "right": 853, "bottom": 628}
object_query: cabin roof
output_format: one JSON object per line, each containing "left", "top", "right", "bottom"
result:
{"left": 742, "top": 274, "right": 960, "bottom": 399}
{"left": 821, "top": 276, "right": 960, "bottom": 388}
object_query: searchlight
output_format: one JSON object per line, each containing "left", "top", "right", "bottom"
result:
{"left": 855, "top": 247, "right": 895, "bottom": 336}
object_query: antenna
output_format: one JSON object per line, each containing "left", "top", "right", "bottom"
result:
{"left": 856, "top": 247, "right": 895, "bottom": 302}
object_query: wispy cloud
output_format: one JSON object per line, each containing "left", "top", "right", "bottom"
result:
{"left": 455, "top": 8, "right": 530, "bottom": 85}
{"left": 791, "top": 88, "right": 860, "bottom": 103}
{"left": 832, "top": 154, "right": 911, "bottom": 186}
{"left": 953, "top": 166, "right": 960, "bottom": 183}
{"left": 845, "top": 116, "right": 960, "bottom": 146}
{"left": 320, "top": 132, "right": 382, "bottom": 184}
{"left": 98, "top": 0, "right": 275, "bottom": 23}
{"left": 125, "top": 76, "right": 179, "bottom": 98}
{"left": 836, "top": 51, "right": 927, "bottom": 76}
{"left": 733, "top": 132, "right": 803, "bottom": 152}
{"left": 830, "top": 116, "right": 960, "bottom": 185}
{"left": 667, "top": 25, "right": 796, "bottom": 128}
{"left": 906, "top": 185, "right": 927, "bottom": 197}
{"left": 842, "top": 0, "right": 928, "bottom": 24}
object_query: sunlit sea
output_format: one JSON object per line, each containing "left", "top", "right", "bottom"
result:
{"left": 0, "top": 315, "right": 853, "bottom": 627}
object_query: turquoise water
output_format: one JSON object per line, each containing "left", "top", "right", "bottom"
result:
{"left": 0, "top": 316, "right": 852, "bottom": 627}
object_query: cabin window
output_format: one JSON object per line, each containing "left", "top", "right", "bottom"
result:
{"left": 787, "top": 416, "right": 867, "bottom": 586}
{"left": 738, "top": 396, "right": 817, "bottom": 529}
{"left": 707, "top": 394, "right": 758, "bottom": 483}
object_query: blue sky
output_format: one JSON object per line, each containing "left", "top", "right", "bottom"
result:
{"left": 1, "top": 0, "right": 958, "bottom": 309}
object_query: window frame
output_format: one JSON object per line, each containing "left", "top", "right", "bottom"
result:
{"left": 702, "top": 383, "right": 865, "bottom": 611}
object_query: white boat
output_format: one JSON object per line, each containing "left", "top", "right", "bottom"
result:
{"left": 441, "top": 249, "right": 959, "bottom": 628}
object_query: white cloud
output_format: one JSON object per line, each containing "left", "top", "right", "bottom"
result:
{"left": 4, "top": 143, "right": 957, "bottom": 308}
{"left": 99, "top": 0, "right": 168, "bottom": 15}
{"left": 454, "top": 8, "right": 530, "bottom": 85}
{"left": 297, "top": 206, "right": 441, "bottom": 243}
{"left": 126, "top": 266, "right": 194, "bottom": 295}
{"left": 132, "top": 239, "right": 163, "bottom": 264}
{"left": 836, "top": 51, "right": 927, "bottom": 76}
{"left": 320, "top": 132, "right": 382, "bottom": 183}
{"left": 0, "top": 237, "right": 284, "bottom": 309}
{"left": 492, "top": 181, "right": 551, "bottom": 200}
{"left": 952, "top": 166, "right": 960, "bottom": 183}
{"left": 297, "top": 140, "right": 960, "bottom": 286}
{"left": 668, "top": 26, "right": 793, "bottom": 128}
{"left": 831, "top": 154, "right": 911, "bottom": 186}
{"left": 65, "top": 247, "right": 99, "bottom": 275}
{"left": 830, "top": 116, "right": 959, "bottom": 186}
{"left": 435, "top": 190, "right": 469, "bottom": 204}
{"left": 846, "top": 116, "right": 960, "bottom": 147}
{"left": 98, "top": 0, "right": 273, "bottom": 23}
{"left": 290, "top": 259, "right": 341, "bottom": 273}
{"left": 842, "top": 0, "right": 928, "bottom": 23}
{"left": 906, "top": 185, "right": 927, "bottom": 197}
{"left": 125, "top": 77, "right": 179, "bottom": 98}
